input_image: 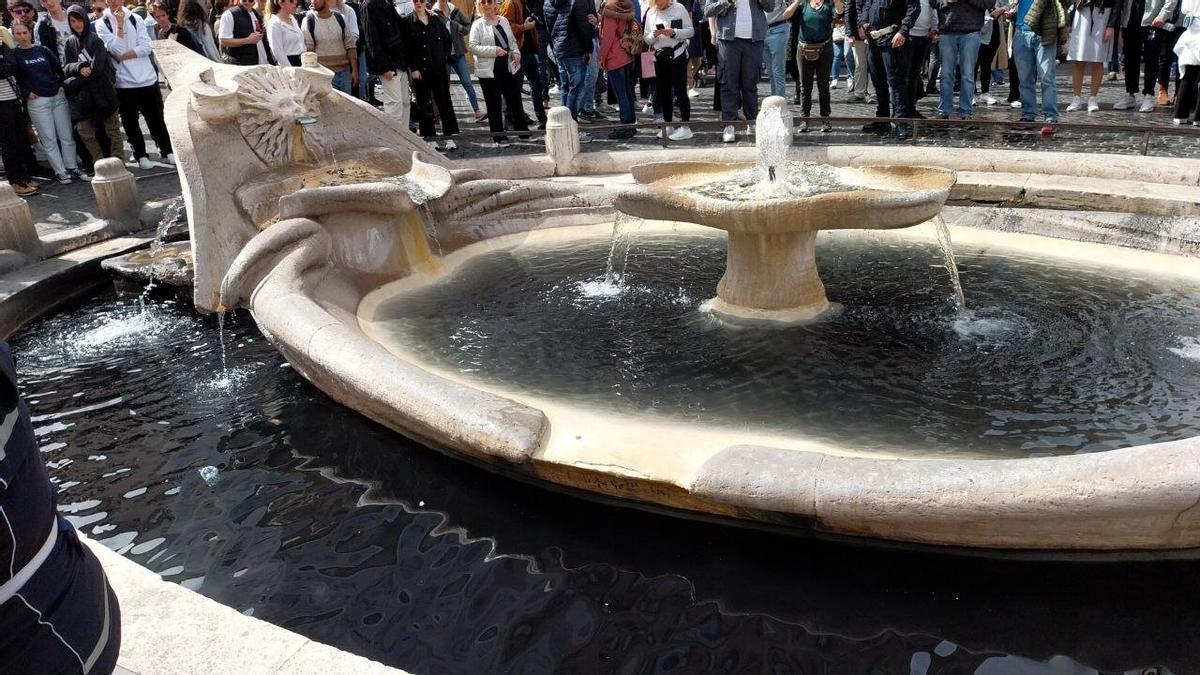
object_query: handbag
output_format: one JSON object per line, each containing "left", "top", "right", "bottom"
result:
{"left": 620, "top": 19, "right": 646, "bottom": 57}
{"left": 799, "top": 40, "right": 828, "bottom": 61}
{"left": 640, "top": 49, "right": 655, "bottom": 77}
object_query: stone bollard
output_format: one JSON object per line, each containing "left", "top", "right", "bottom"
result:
{"left": 0, "top": 181, "right": 42, "bottom": 259}
{"left": 544, "top": 106, "right": 579, "bottom": 176}
{"left": 91, "top": 157, "right": 142, "bottom": 234}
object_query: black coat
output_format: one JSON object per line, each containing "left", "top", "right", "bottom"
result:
{"left": 362, "top": 0, "right": 407, "bottom": 73}
{"left": 403, "top": 13, "right": 451, "bottom": 75}
{"left": 62, "top": 4, "right": 120, "bottom": 120}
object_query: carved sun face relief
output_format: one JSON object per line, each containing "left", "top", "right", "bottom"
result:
{"left": 234, "top": 66, "right": 326, "bottom": 168}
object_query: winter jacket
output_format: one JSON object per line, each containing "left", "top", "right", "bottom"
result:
{"left": 403, "top": 12, "right": 452, "bottom": 73}
{"left": 1023, "top": 0, "right": 1069, "bottom": 44}
{"left": 850, "top": 0, "right": 921, "bottom": 43}
{"left": 543, "top": 0, "right": 596, "bottom": 58}
{"left": 499, "top": 0, "right": 539, "bottom": 49}
{"left": 933, "top": 0, "right": 995, "bottom": 33}
{"left": 436, "top": 5, "right": 472, "bottom": 56}
{"left": 468, "top": 15, "right": 520, "bottom": 77}
{"left": 62, "top": 4, "right": 119, "bottom": 120}
{"left": 703, "top": 0, "right": 778, "bottom": 42}
{"left": 362, "top": 0, "right": 408, "bottom": 73}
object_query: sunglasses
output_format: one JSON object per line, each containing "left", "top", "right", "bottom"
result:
{"left": 10, "top": 7, "right": 33, "bottom": 13}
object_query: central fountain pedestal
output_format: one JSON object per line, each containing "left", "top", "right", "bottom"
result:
{"left": 712, "top": 230, "right": 830, "bottom": 321}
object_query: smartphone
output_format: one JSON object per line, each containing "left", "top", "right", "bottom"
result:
{"left": 657, "top": 23, "right": 665, "bottom": 29}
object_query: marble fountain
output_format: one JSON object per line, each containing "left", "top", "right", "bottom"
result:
{"left": 151, "top": 42, "right": 1200, "bottom": 555}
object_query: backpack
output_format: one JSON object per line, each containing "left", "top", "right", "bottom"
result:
{"left": 102, "top": 11, "right": 141, "bottom": 35}
{"left": 303, "top": 9, "right": 347, "bottom": 44}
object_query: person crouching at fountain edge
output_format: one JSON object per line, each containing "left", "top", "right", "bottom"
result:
{"left": 644, "top": 0, "right": 697, "bottom": 139}
{"left": 847, "top": 0, "right": 919, "bottom": 132}
{"left": 362, "top": 0, "right": 412, "bottom": 129}
{"left": 0, "top": 340, "right": 122, "bottom": 674}
{"left": 704, "top": 0, "right": 775, "bottom": 143}
{"left": 62, "top": 3, "right": 127, "bottom": 174}
{"left": 403, "top": 0, "right": 461, "bottom": 150}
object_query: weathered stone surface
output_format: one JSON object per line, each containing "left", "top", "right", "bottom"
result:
{"left": 101, "top": 241, "right": 194, "bottom": 288}
{"left": 90, "top": 158, "right": 141, "bottom": 233}
{"left": 0, "top": 182, "right": 41, "bottom": 257}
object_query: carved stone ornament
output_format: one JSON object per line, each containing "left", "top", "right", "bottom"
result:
{"left": 233, "top": 66, "right": 326, "bottom": 168}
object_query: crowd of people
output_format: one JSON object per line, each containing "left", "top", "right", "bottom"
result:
{"left": 1, "top": 0, "right": 1198, "bottom": 188}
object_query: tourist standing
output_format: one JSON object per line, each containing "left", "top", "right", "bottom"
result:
{"left": 644, "top": 0, "right": 694, "bottom": 138}
{"left": 437, "top": 0, "right": 485, "bottom": 122}
{"left": 1064, "top": 0, "right": 1119, "bottom": 112}
{"left": 794, "top": 0, "right": 840, "bottom": 130}
{"left": 1174, "top": 0, "right": 1200, "bottom": 122}
{"left": 762, "top": 0, "right": 792, "bottom": 96}
{"left": 34, "top": 0, "right": 72, "bottom": 63}
{"left": 469, "top": 0, "right": 526, "bottom": 143}
{"left": 0, "top": 36, "right": 38, "bottom": 195}
{"left": 219, "top": 0, "right": 270, "bottom": 65}
{"left": 148, "top": 0, "right": 203, "bottom": 52}
{"left": 96, "top": 0, "right": 173, "bottom": 168}
{"left": 266, "top": 0, "right": 304, "bottom": 65}
{"left": 501, "top": 0, "right": 547, "bottom": 127}
{"left": 544, "top": 0, "right": 597, "bottom": 140}
{"left": 63, "top": 3, "right": 125, "bottom": 171}
{"left": 906, "top": 0, "right": 935, "bottom": 109}
{"left": 405, "top": 0, "right": 459, "bottom": 149}
{"left": 934, "top": 0, "right": 991, "bottom": 120}
{"left": 704, "top": 0, "right": 776, "bottom": 143}
{"left": 849, "top": 0, "right": 919, "bottom": 131}
{"left": 362, "top": 0, "right": 411, "bottom": 127}
{"left": 178, "top": 0, "right": 223, "bottom": 61}
{"left": 303, "top": 0, "right": 358, "bottom": 92}
{"left": 1013, "top": 0, "right": 1068, "bottom": 133}
{"left": 975, "top": 6, "right": 1005, "bottom": 106}
{"left": 11, "top": 21, "right": 88, "bottom": 183}
{"left": 597, "top": 0, "right": 636, "bottom": 137}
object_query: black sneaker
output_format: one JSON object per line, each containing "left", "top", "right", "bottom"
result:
{"left": 861, "top": 121, "right": 891, "bottom": 134}
{"left": 607, "top": 127, "right": 636, "bottom": 140}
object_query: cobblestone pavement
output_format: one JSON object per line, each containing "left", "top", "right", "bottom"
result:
{"left": 13, "top": 71, "right": 1198, "bottom": 232}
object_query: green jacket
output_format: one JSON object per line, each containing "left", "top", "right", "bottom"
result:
{"left": 1023, "top": 0, "right": 1069, "bottom": 45}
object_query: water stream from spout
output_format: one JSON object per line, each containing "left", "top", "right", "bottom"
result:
{"left": 217, "top": 310, "right": 228, "bottom": 375}
{"left": 933, "top": 215, "right": 966, "bottom": 312}
{"left": 603, "top": 212, "right": 640, "bottom": 286}
{"left": 757, "top": 107, "right": 790, "bottom": 188}
{"left": 136, "top": 196, "right": 185, "bottom": 314}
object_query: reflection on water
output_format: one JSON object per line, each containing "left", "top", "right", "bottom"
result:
{"left": 363, "top": 231, "right": 1200, "bottom": 459}
{"left": 12, "top": 290, "right": 1200, "bottom": 674}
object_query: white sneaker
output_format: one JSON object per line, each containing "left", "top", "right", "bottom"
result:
{"left": 746, "top": 124, "right": 753, "bottom": 136}
{"left": 656, "top": 126, "right": 674, "bottom": 139}
{"left": 1066, "top": 96, "right": 1084, "bottom": 112}
{"left": 1113, "top": 93, "right": 1136, "bottom": 110}
{"left": 578, "top": 131, "right": 593, "bottom": 144}
{"left": 984, "top": 95, "right": 998, "bottom": 105}
{"left": 137, "top": 157, "right": 153, "bottom": 170}
{"left": 847, "top": 76, "right": 854, "bottom": 88}
{"left": 1174, "top": 118, "right": 1186, "bottom": 125}
{"left": 687, "top": 88, "right": 699, "bottom": 98}
{"left": 442, "top": 139, "right": 457, "bottom": 151}
{"left": 1138, "top": 96, "right": 1155, "bottom": 112}
{"left": 166, "top": 153, "right": 176, "bottom": 164}
{"left": 668, "top": 125, "right": 693, "bottom": 141}
{"left": 831, "top": 78, "right": 841, "bottom": 89}
{"left": 1086, "top": 96, "right": 1099, "bottom": 112}
{"left": 642, "top": 102, "right": 653, "bottom": 113}
{"left": 721, "top": 124, "right": 736, "bottom": 142}
{"left": 1009, "top": 100, "right": 1021, "bottom": 108}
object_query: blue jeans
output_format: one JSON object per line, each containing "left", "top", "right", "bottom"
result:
{"left": 606, "top": 64, "right": 636, "bottom": 124}
{"left": 832, "top": 39, "right": 852, "bottom": 80}
{"left": 357, "top": 51, "right": 369, "bottom": 100}
{"left": 762, "top": 22, "right": 790, "bottom": 97}
{"left": 446, "top": 53, "right": 480, "bottom": 112}
{"left": 582, "top": 39, "right": 600, "bottom": 112}
{"left": 938, "top": 31, "right": 981, "bottom": 117}
{"left": 332, "top": 68, "right": 352, "bottom": 94}
{"left": 1013, "top": 29, "right": 1059, "bottom": 121}
{"left": 557, "top": 55, "right": 588, "bottom": 118}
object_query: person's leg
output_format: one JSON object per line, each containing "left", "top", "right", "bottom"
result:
{"left": 1089, "top": 61, "right": 1103, "bottom": 96}
{"left": 1142, "top": 29, "right": 1161, "bottom": 96}
{"left": 1176, "top": 64, "right": 1200, "bottom": 120}
{"left": 74, "top": 119, "right": 102, "bottom": 168}
{"left": 764, "top": 23, "right": 789, "bottom": 96}
{"left": 73, "top": 128, "right": 93, "bottom": 172}
{"left": 49, "top": 94, "right": 78, "bottom": 171}
{"left": 500, "top": 67, "right": 528, "bottom": 133}
{"left": 116, "top": 88, "right": 148, "bottom": 160}
{"left": 1158, "top": 28, "right": 1182, "bottom": 95}
{"left": 845, "top": 37, "right": 856, "bottom": 76}
{"left": 741, "top": 39, "right": 764, "bottom": 119}
{"left": 102, "top": 112, "right": 125, "bottom": 160}
{"left": 881, "top": 41, "right": 912, "bottom": 117}
{"left": 429, "top": 70, "right": 460, "bottom": 136}
{"left": 581, "top": 39, "right": 600, "bottom": 114}
{"left": 799, "top": 47, "right": 815, "bottom": 116}
{"left": 852, "top": 39, "right": 870, "bottom": 96}
{"left": 816, "top": 41, "right": 832, "bottom": 118}
{"left": 1071, "top": 60, "right": 1084, "bottom": 96}
{"left": 26, "top": 97, "right": 66, "bottom": 176}
{"left": 448, "top": 54, "right": 480, "bottom": 112}
{"left": 673, "top": 53, "right": 690, "bottom": 122}
{"left": 1125, "top": 24, "right": 1143, "bottom": 94}
{"left": 1013, "top": 31, "right": 1038, "bottom": 118}
{"left": 1035, "top": 37, "right": 1059, "bottom": 120}
{"left": 379, "top": 72, "right": 411, "bottom": 128}
{"left": 0, "top": 100, "right": 32, "bottom": 185}
{"left": 907, "top": 35, "right": 929, "bottom": 105}
{"left": 1008, "top": 51, "right": 1021, "bottom": 101}
{"left": 977, "top": 35, "right": 997, "bottom": 94}
{"left": 607, "top": 66, "right": 635, "bottom": 124}
{"left": 938, "top": 33, "right": 959, "bottom": 116}
{"left": 137, "top": 85, "right": 172, "bottom": 156}
{"left": 522, "top": 51, "right": 546, "bottom": 124}
{"left": 656, "top": 53, "right": 675, "bottom": 124}
{"left": 412, "top": 77, "right": 436, "bottom": 137}
{"left": 357, "top": 52, "right": 370, "bottom": 100}
{"left": 832, "top": 40, "right": 844, "bottom": 82}
{"left": 867, "top": 41, "right": 890, "bottom": 117}
{"left": 480, "top": 77, "right": 505, "bottom": 140}
{"left": 958, "top": 30, "right": 980, "bottom": 116}
{"left": 718, "top": 39, "right": 739, "bottom": 121}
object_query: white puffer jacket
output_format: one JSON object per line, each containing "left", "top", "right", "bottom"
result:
{"left": 468, "top": 16, "right": 521, "bottom": 78}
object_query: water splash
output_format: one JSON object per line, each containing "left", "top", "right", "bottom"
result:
{"left": 217, "top": 311, "right": 228, "bottom": 375}
{"left": 1169, "top": 337, "right": 1200, "bottom": 361}
{"left": 135, "top": 196, "right": 185, "bottom": 314}
{"left": 603, "top": 213, "right": 642, "bottom": 286}
{"left": 933, "top": 216, "right": 966, "bottom": 313}
{"left": 757, "top": 107, "right": 790, "bottom": 187}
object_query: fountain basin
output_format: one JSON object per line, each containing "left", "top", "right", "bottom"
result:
{"left": 615, "top": 162, "right": 956, "bottom": 321}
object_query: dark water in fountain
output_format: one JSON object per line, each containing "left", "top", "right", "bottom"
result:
{"left": 12, "top": 289, "right": 1200, "bottom": 674}
{"left": 365, "top": 230, "right": 1200, "bottom": 459}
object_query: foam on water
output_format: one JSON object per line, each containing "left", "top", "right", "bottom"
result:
{"left": 1170, "top": 337, "right": 1200, "bottom": 361}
